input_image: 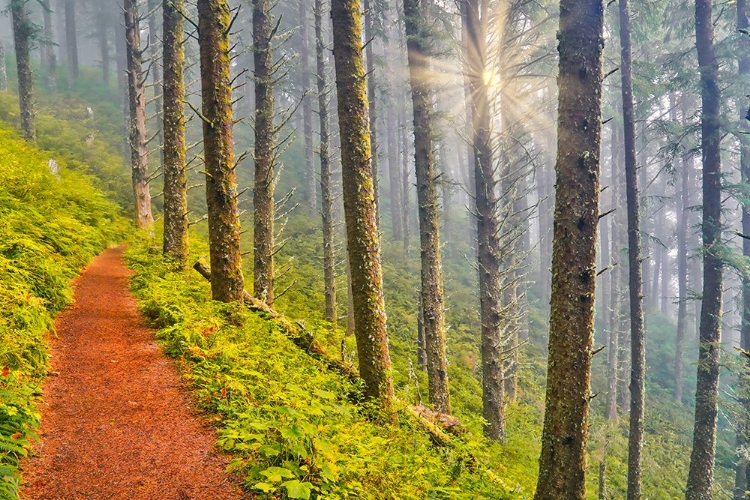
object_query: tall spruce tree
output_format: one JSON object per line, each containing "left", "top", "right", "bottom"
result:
{"left": 534, "top": 0, "right": 604, "bottom": 496}
{"left": 330, "top": 0, "right": 394, "bottom": 402}
{"left": 197, "top": 0, "right": 245, "bottom": 302}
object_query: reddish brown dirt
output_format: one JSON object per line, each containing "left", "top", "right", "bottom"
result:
{"left": 21, "top": 247, "right": 246, "bottom": 500}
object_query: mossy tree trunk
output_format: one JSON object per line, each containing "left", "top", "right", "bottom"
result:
{"left": 686, "top": 0, "right": 723, "bottom": 496}
{"left": 162, "top": 0, "right": 188, "bottom": 268}
{"left": 300, "top": 0, "right": 316, "bottom": 214}
{"left": 736, "top": 2, "right": 750, "bottom": 496}
{"left": 124, "top": 0, "right": 154, "bottom": 230}
{"left": 42, "top": 0, "right": 57, "bottom": 93}
{"left": 403, "top": 0, "right": 450, "bottom": 414}
{"left": 253, "top": 0, "right": 275, "bottom": 304}
{"left": 10, "top": 0, "right": 35, "bottom": 142}
{"left": 331, "top": 0, "right": 394, "bottom": 402}
{"left": 314, "top": 0, "right": 337, "bottom": 324}
{"left": 464, "top": 0, "right": 505, "bottom": 441}
{"left": 534, "top": 0, "right": 604, "bottom": 497}
{"left": 197, "top": 0, "right": 244, "bottom": 302}
{"left": 619, "top": 0, "right": 646, "bottom": 497}
{"left": 65, "top": 0, "right": 78, "bottom": 87}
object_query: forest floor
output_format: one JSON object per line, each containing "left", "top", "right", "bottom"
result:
{"left": 20, "top": 247, "right": 246, "bottom": 499}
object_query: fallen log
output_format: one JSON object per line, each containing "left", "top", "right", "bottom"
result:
{"left": 193, "top": 259, "right": 360, "bottom": 383}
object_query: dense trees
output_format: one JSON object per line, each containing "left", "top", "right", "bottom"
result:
{"left": 9, "top": 0, "right": 750, "bottom": 496}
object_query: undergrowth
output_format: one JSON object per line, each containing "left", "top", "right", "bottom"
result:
{"left": 0, "top": 118, "right": 127, "bottom": 497}
{"left": 126, "top": 239, "right": 531, "bottom": 499}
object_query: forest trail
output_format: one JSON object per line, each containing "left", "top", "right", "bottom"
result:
{"left": 21, "top": 247, "right": 245, "bottom": 500}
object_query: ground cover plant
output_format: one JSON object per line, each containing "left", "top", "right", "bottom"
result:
{"left": 0, "top": 120, "right": 127, "bottom": 497}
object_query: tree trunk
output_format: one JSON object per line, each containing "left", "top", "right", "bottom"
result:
{"left": 736, "top": 2, "right": 750, "bottom": 497}
{"left": 619, "top": 0, "right": 646, "bottom": 496}
{"left": 464, "top": 0, "right": 505, "bottom": 441}
{"left": 607, "top": 123, "right": 620, "bottom": 422}
{"left": 124, "top": 0, "right": 154, "bottom": 230}
{"left": 534, "top": 0, "right": 604, "bottom": 496}
{"left": 10, "top": 0, "right": 35, "bottom": 141}
{"left": 314, "top": 0, "right": 337, "bottom": 324}
{"left": 98, "top": 2, "right": 110, "bottom": 84}
{"left": 364, "top": 0, "right": 380, "bottom": 221}
{"left": 162, "top": 0, "right": 188, "bottom": 268}
{"left": 387, "top": 95, "right": 403, "bottom": 242}
{"left": 253, "top": 0, "right": 276, "bottom": 304}
{"left": 399, "top": 88, "right": 411, "bottom": 253}
{"left": 675, "top": 95, "right": 691, "bottom": 405}
{"left": 686, "top": 0, "right": 723, "bottom": 496}
{"left": 459, "top": 0, "right": 477, "bottom": 256}
{"left": 197, "top": 0, "right": 245, "bottom": 302}
{"left": 404, "top": 0, "right": 451, "bottom": 414}
{"left": 0, "top": 41, "right": 7, "bottom": 91}
{"left": 300, "top": 0, "right": 316, "bottom": 214}
{"left": 331, "top": 0, "right": 394, "bottom": 403}
{"left": 148, "top": 0, "right": 164, "bottom": 164}
{"left": 115, "top": 7, "right": 129, "bottom": 163}
{"left": 65, "top": 0, "right": 78, "bottom": 87}
{"left": 42, "top": 0, "right": 57, "bottom": 93}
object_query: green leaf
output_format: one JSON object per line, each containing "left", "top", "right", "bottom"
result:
{"left": 282, "top": 479, "right": 313, "bottom": 499}
{"left": 253, "top": 482, "right": 276, "bottom": 493}
{"left": 259, "top": 466, "right": 295, "bottom": 482}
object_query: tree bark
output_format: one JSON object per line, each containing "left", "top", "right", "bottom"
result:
{"left": 619, "top": 0, "right": 646, "bottom": 496}
{"left": 42, "top": 0, "right": 57, "bottom": 93}
{"left": 364, "top": 0, "right": 380, "bottom": 221}
{"left": 64, "top": 0, "right": 78, "bottom": 87}
{"left": 162, "top": 0, "right": 188, "bottom": 268}
{"left": 675, "top": 95, "right": 691, "bottom": 404}
{"left": 464, "top": 0, "right": 505, "bottom": 441}
{"left": 736, "top": 2, "right": 750, "bottom": 497}
{"left": 10, "top": 0, "right": 35, "bottom": 142}
{"left": 148, "top": 0, "right": 164, "bottom": 164}
{"left": 331, "top": 0, "right": 394, "bottom": 402}
{"left": 534, "top": 0, "right": 604, "bottom": 496}
{"left": 314, "top": 0, "right": 337, "bottom": 324}
{"left": 607, "top": 123, "right": 620, "bottom": 422}
{"left": 300, "top": 0, "right": 316, "bottom": 214}
{"left": 124, "top": 0, "right": 154, "bottom": 230}
{"left": 115, "top": 10, "right": 130, "bottom": 163}
{"left": 404, "top": 0, "right": 451, "bottom": 414}
{"left": 0, "top": 41, "right": 7, "bottom": 91}
{"left": 686, "top": 0, "right": 723, "bottom": 496}
{"left": 253, "top": 0, "right": 275, "bottom": 304}
{"left": 197, "top": 0, "right": 245, "bottom": 302}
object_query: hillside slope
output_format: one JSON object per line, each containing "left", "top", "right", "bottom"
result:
{"left": 0, "top": 119, "right": 127, "bottom": 498}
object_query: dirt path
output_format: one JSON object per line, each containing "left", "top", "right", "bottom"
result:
{"left": 21, "top": 247, "right": 245, "bottom": 500}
